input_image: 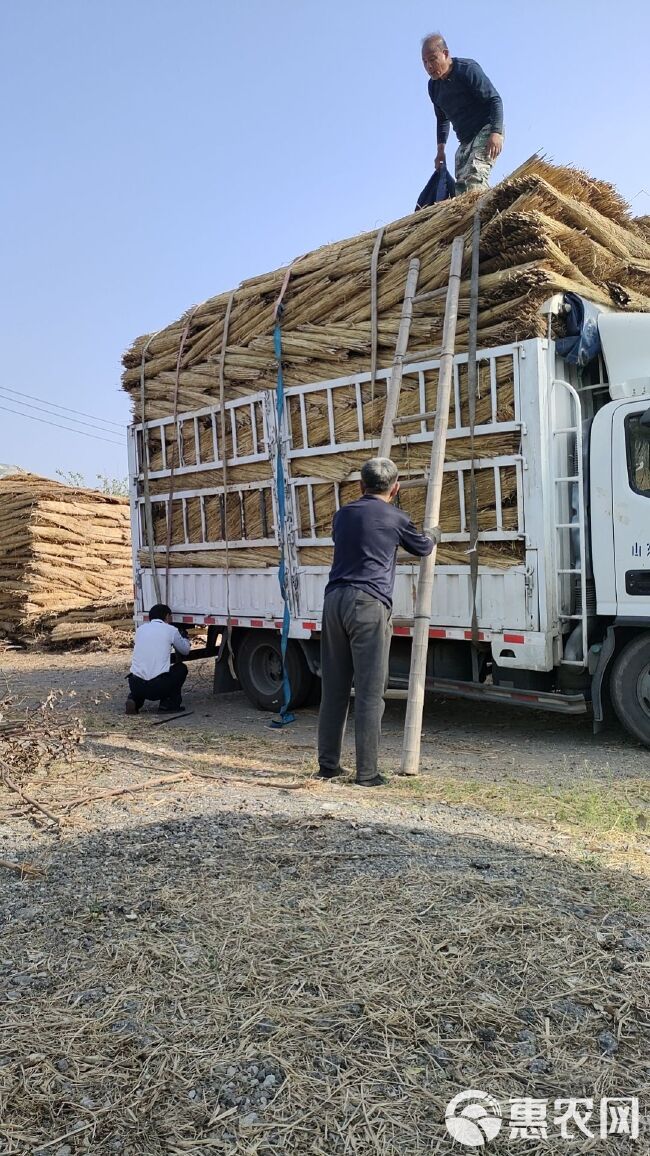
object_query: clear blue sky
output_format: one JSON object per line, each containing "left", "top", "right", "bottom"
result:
{"left": 1, "top": 0, "right": 648, "bottom": 484}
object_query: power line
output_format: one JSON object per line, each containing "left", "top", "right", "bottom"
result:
{"left": 0, "top": 384, "right": 124, "bottom": 430}
{"left": 0, "top": 389, "right": 126, "bottom": 438}
{"left": 0, "top": 402, "right": 124, "bottom": 446}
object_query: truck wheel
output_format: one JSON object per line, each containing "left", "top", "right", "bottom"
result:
{"left": 609, "top": 633, "right": 650, "bottom": 746}
{"left": 236, "top": 631, "right": 313, "bottom": 712}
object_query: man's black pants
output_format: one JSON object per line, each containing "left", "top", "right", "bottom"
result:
{"left": 128, "top": 663, "right": 188, "bottom": 710}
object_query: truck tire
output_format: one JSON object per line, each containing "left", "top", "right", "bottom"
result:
{"left": 236, "top": 631, "right": 313, "bottom": 712}
{"left": 609, "top": 633, "right": 650, "bottom": 746}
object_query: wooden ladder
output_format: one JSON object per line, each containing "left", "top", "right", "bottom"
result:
{"left": 376, "top": 235, "right": 467, "bottom": 776}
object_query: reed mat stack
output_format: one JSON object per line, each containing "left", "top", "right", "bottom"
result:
{"left": 0, "top": 475, "right": 132, "bottom": 635}
{"left": 123, "top": 157, "right": 650, "bottom": 573}
{"left": 39, "top": 597, "right": 134, "bottom": 649}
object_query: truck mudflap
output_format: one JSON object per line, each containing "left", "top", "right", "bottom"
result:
{"left": 590, "top": 625, "right": 617, "bottom": 730}
{"left": 387, "top": 674, "right": 587, "bottom": 714}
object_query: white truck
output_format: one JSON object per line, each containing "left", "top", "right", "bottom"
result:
{"left": 127, "top": 300, "right": 650, "bottom": 746}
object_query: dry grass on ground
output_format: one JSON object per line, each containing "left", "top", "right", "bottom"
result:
{"left": 0, "top": 659, "right": 649, "bottom": 1153}
{"left": 1, "top": 810, "right": 649, "bottom": 1154}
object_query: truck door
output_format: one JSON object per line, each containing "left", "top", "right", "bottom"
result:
{"left": 612, "top": 402, "right": 650, "bottom": 618}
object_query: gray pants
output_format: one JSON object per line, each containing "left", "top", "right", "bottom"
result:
{"left": 318, "top": 586, "right": 392, "bottom": 783}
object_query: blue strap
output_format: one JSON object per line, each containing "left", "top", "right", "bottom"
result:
{"left": 269, "top": 310, "right": 296, "bottom": 727}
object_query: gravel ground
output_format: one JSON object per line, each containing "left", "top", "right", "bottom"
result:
{"left": 2, "top": 648, "right": 648, "bottom": 777}
{"left": 1, "top": 649, "right": 649, "bottom": 1153}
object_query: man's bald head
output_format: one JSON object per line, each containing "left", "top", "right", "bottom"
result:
{"left": 421, "top": 33, "right": 452, "bottom": 80}
{"left": 421, "top": 33, "right": 448, "bottom": 53}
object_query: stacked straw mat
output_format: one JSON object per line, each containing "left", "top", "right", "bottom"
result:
{"left": 123, "top": 157, "right": 650, "bottom": 573}
{"left": 41, "top": 597, "right": 134, "bottom": 648}
{"left": 0, "top": 474, "right": 132, "bottom": 634}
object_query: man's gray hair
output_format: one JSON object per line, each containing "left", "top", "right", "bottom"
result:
{"left": 361, "top": 457, "right": 399, "bottom": 494}
{"left": 421, "top": 32, "right": 448, "bottom": 53}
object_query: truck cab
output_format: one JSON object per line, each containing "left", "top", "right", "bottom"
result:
{"left": 587, "top": 313, "right": 650, "bottom": 742}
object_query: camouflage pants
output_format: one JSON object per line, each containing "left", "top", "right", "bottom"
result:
{"left": 455, "top": 125, "right": 496, "bottom": 195}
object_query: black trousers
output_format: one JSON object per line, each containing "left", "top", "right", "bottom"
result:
{"left": 128, "top": 663, "right": 188, "bottom": 710}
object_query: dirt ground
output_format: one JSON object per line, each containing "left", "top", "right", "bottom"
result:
{"left": 1, "top": 649, "right": 649, "bottom": 1154}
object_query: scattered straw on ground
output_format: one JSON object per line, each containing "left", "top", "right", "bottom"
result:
{"left": 1, "top": 786, "right": 649, "bottom": 1152}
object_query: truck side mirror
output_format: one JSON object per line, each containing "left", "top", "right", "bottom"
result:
{"left": 640, "top": 406, "right": 650, "bottom": 428}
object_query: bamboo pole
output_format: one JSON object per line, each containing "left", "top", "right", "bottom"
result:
{"left": 400, "top": 235, "right": 465, "bottom": 777}
{"left": 377, "top": 258, "right": 420, "bottom": 458}
{"left": 466, "top": 208, "right": 482, "bottom": 644}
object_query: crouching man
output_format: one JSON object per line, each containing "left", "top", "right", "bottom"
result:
{"left": 126, "top": 603, "right": 192, "bottom": 715}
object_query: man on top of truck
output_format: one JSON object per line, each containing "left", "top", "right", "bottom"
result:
{"left": 422, "top": 33, "right": 504, "bottom": 195}
{"left": 126, "top": 603, "right": 192, "bottom": 715}
{"left": 317, "top": 458, "right": 433, "bottom": 787}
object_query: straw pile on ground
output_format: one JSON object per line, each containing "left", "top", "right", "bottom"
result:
{"left": 37, "top": 596, "right": 134, "bottom": 649}
{"left": 0, "top": 475, "right": 132, "bottom": 635}
{"left": 123, "top": 156, "right": 650, "bottom": 573}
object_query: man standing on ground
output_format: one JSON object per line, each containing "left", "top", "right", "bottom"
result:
{"left": 317, "top": 458, "right": 433, "bottom": 787}
{"left": 422, "top": 33, "right": 504, "bottom": 195}
{"left": 126, "top": 603, "right": 191, "bottom": 714}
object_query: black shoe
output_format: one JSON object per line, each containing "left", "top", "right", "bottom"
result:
{"left": 316, "top": 765, "right": 346, "bottom": 780}
{"left": 158, "top": 705, "right": 185, "bottom": 714}
{"left": 354, "top": 774, "right": 387, "bottom": 787}
{"left": 125, "top": 697, "right": 140, "bottom": 716}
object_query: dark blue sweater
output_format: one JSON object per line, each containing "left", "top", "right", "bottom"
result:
{"left": 428, "top": 57, "right": 503, "bottom": 146}
{"left": 325, "top": 494, "right": 433, "bottom": 610}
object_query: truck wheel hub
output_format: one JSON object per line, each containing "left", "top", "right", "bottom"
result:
{"left": 637, "top": 664, "right": 650, "bottom": 718}
{"left": 261, "top": 649, "right": 282, "bottom": 684}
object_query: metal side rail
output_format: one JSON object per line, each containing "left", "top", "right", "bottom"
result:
{"left": 386, "top": 673, "right": 588, "bottom": 714}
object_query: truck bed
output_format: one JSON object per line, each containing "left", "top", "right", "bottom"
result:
{"left": 131, "top": 338, "right": 561, "bottom": 672}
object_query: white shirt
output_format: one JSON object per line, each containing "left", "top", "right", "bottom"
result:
{"left": 130, "top": 619, "right": 191, "bottom": 681}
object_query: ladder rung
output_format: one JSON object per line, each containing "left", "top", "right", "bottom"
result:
{"left": 555, "top": 523, "right": 579, "bottom": 529}
{"left": 555, "top": 476, "right": 579, "bottom": 483}
{"left": 413, "top": 286, "right": 448, "bottom": 303}
{"left": 393, "top": 409, "right": 437, "bottom": 427}
{"left": 399, "top": 477, "right": 429, "bottom": 490}
{"left": 557, "top": 568, "right": 581, "bottom": 575}
{"left": 553, "top": 427, "right": 579, "bottom": 435}
{"left": 559, "top": 614, "right": 584, "bottom": 620}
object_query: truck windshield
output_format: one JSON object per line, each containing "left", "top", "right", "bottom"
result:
{"left": 626, "top": 413, "right": 650, "bottom": 497}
